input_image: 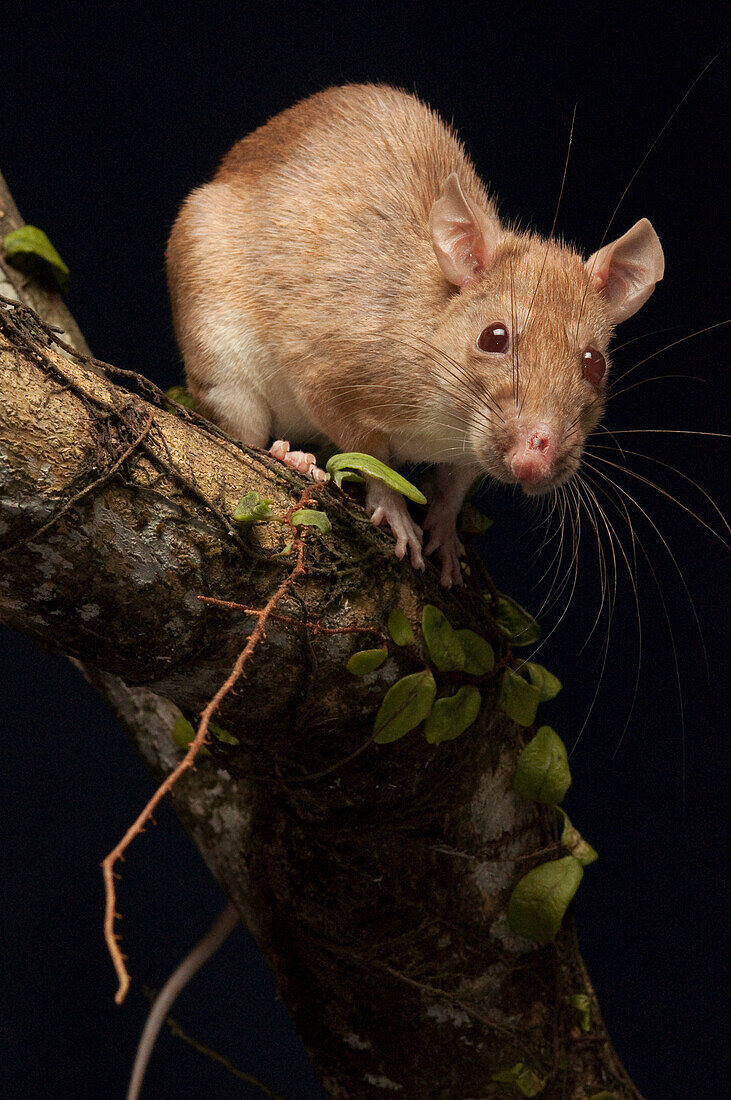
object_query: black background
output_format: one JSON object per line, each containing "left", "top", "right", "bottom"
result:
{"left": 1, "top": 4, "right": 727, "bottom": 1098}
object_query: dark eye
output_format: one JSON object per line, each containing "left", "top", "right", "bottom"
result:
{"left": 477, "top": 322, "right": 510, "bottom": 353}
{"left": 582, "top": 347, "right": 606, "bottom": 385}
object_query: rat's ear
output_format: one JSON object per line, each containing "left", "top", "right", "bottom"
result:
{"left": 586, "top": 218, "right": 665, "bottom": 323}
{"left": 429, "top": 174, "right": 501, "bottom": 288}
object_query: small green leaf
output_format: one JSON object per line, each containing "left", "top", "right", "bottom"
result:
{"left": 513, "top": 726, "right": 571, "bottom": 804}
{"left": 508, "top": 856, "right": 584, "bottom": 943}
{"left": 347, "top": 648, "right": 388, "bottom": 674}
{"left": 3, "top": 225, "right": 70, "bottom": 292}
{"left": 421, "top": 604, "right": 465, "bottom": 672}
{"left": 569, "top": 993, "right": 592, "bottom": 1032}
{"left": 233, "top": 491, "right": 275, "bottom": 524}
{"left": 459, "top": 501, "right": 493, "bottom": 534}
{"left": 492, "top": 1064, "right": 527, "bottom": 1084}
{"left": 373, "top": 670, "right": 437, "bottom": 744}
{"left": 556, "top": 808, "right": 598, "bottom": 866}
{"left": 209, "top": 721, "right": 239, "bottom": 746}
{"left": 491, "top": 1064, "right": 545, "bottom": 1096}
{"left": 171, "top": 716, "right": 211, "bottom": 757}
{"left": 326, "top": 452, "right": 426, "bottom": 504}
{"left": 521, "top": 661, "right": 561, "bottom": 701}
{"left": 493, "top": 593, "right": 541, "bottom": 646}
{"left": 588, "top": 1094, "right": 616, "bottom": 1099}
{"left": 165, "top": 385, "right": 197, "bottom": 410}
{"left": 331, "top": 468, "right": 366, "bottom": 488}
{"left": 272, "top": 541, "right": 293, "bottom": 558}
{"left": 424, "top": 686, "right": 482, "bottom": 744}
{"left": 454, "top": 629, "right": 494, "bottom": 675}
{"left": 387, "top": 608, "right": 415, "bottom": 646}
{"left": 498, "top": 667, "right": 542, "bottom": 727}
{"left": 291, "top": 508, "right": 332, "bottom": 534}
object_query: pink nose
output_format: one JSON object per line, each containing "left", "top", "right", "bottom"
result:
{"left": 507, "top": 428, "right": 555, "bottom": 484}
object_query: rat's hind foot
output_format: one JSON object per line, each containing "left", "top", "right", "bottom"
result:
{"left": 269, "top": 440, "right": 328, "bottom": 483}
{"left": 366, "top": 479, "right": 425, "bottom": 570}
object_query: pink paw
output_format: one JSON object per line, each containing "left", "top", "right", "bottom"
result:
{"left": 367, "top": 480, "right": 424, "bottom": 570}
{"left": 269, "top": 440, "right": 328, "bottom": 483}
{"left": 423, "top": 512, "right": 466, "bottom": 587}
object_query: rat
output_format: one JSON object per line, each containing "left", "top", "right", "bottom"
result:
{"left": 128, "top": 84, "right": 667, "bottom": 1098}
{"left": 165, "top": 82, "right": 664, "bottom": 586}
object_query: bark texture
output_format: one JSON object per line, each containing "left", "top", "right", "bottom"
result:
{"left": 0, "top": 172, "right": 643, "bottom": 1099}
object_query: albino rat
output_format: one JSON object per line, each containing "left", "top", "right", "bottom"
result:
{"left": 166, "top": 83, "right": 663, "bottom": 585}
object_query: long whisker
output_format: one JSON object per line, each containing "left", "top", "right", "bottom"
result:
{"left": 582, "top": 458, "right": 709, "bottom": 674}
{"left": 608, "top": 373, "right": 706, "bottom": 399}
{"left": 584, "top": 449, "right": 730, "bottom": 548}
{"left": 575, "top": 55, "right": 718, "bottom": 340}
{"left": 587, "top": 444, "right": 730, "bottom": 537}
{"left": 609, "top": 319, "right": 730, "bottom": 388}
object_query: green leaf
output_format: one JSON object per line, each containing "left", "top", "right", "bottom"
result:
{"left": 459, "top": 501, "right": 493, "bottom": 534}
{"left": 513, "top": 726, "right": 571, "bottom": 804}
{"left": 291, "top": 508, "right": 332, "bottom": 534}
{"left": 421, "top": 604, "right": 465, "bottom": 671}
{"left": 493, "top": 593, "right": 541, "bottom": 647}
{"left": 556, "top": 808, "right": 598, "bottom": 866}
{"left": 233, "top": 491, "right": 276, "bottom": 524}
{"left": 508, "top": 856, "right": 584, "bottom": 944}
{"left": 492, "top": 1064, "right": 527, "bottom": 1083}
{"left": 424, "top": 686, "right": 482, "bottom": 744}
{"left": 171, "top": 716, "right": 211, "bottom": 757}
{"left": 326, "top": 452, "right": 426, "bottom": 504}
{"left": 209, "top": 721, "right": 239, "bottom": 746}
{"left": 387, "top": 608, "right": 415, "bottom": 646}
{"left": 2, "top": 225, "right": 70, "bottom": 293}
{"left": 588, "top": 1093, "right": 616, "bottom": 1100}
{"left": 347, "top": 648, "right": 388, "bottom": 674}
{"left": 373, "top": 670, "right": 437, "bottom": 744}
{"left": 491, "top": 1064, "right": 545, "bottom": 1096}
{"left": 165, "top": 385, "right": 196, "bottom": 410}
{"left": 569, "top": 993, "right": 592, "bottom": 1032}
{"left": 454, "top": 629, "right": 494, "bottom": 675}
{"left": 498, "top": 667, "right": 542, "bottom": 727}
{"left": 522, "top": 661, "right": 561, "bottom": 701}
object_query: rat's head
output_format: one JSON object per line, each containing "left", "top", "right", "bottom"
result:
{"left": 428, "top": 175, "right": 665, "bottom": 495}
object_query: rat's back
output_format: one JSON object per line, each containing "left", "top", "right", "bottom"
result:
{"left": 165, "top": 85, "right": 493, "bottom": 442}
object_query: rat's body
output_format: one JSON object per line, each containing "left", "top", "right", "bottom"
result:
{"left": 125, "top": 85, "right": 668, "bottom": 1096}
{"left": 167, "top": 83, "right": 663, "bottom": 584}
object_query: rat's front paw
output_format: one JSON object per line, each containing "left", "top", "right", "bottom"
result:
{"left": 423, "top": 512, "right": 466, "bottom": 587}
{"left": 367, "top": 480, "right": 425, "bottom": 570}
{"left": 269, "top": 440, "right": 328, "bottom": 483}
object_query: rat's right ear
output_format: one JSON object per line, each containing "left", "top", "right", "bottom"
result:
{"left": 585, "top": 218, "right": 665, "bottom": 324}
{"left": 429, "top": 174, "right": 501, "bottom": 288}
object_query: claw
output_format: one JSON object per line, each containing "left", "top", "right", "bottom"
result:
{"left": 269, "top": 440, "right": 327, "bottom": 482}
{"left": 368, "top": 481, "right": 424, "bottom": 569}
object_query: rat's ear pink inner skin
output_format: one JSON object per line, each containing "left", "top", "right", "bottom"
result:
{"left": 585, "top": 217, "right": 665, "bottom": 323}
{"left": 429, "top": 173, "right": 502, "bottom": 287}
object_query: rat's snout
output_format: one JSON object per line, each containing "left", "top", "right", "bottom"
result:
{"left": 505, "top": 425, "right": 557, "bottom": 488}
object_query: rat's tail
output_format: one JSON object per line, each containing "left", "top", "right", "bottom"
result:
{"left": 126, "top": 901, "right": 240, "bottom": 1100}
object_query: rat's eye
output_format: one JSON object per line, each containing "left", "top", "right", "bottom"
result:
{"left": 582, "top": 347, "right": 606, "bottom": 385}
{"left": 477, "top": 322, "right": 510, "bottom": 353}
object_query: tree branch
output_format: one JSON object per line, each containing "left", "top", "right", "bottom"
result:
{"left": 0, "top": 170, "right": 643, "bottom": 1098}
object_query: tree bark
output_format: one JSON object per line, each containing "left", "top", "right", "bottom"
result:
{"left": 0, "top": 171, "right": 643, "bottom": 1099}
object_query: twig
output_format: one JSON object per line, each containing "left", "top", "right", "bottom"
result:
{"left": 102, "top": 489, "right": 312, "bottom": 1004}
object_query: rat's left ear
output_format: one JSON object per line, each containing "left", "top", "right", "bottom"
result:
{"left": 586, "top": 218, "right": 665, "bottom": 323}
{"left": 429, "top": 174, "right": 502, "bottom": 288}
